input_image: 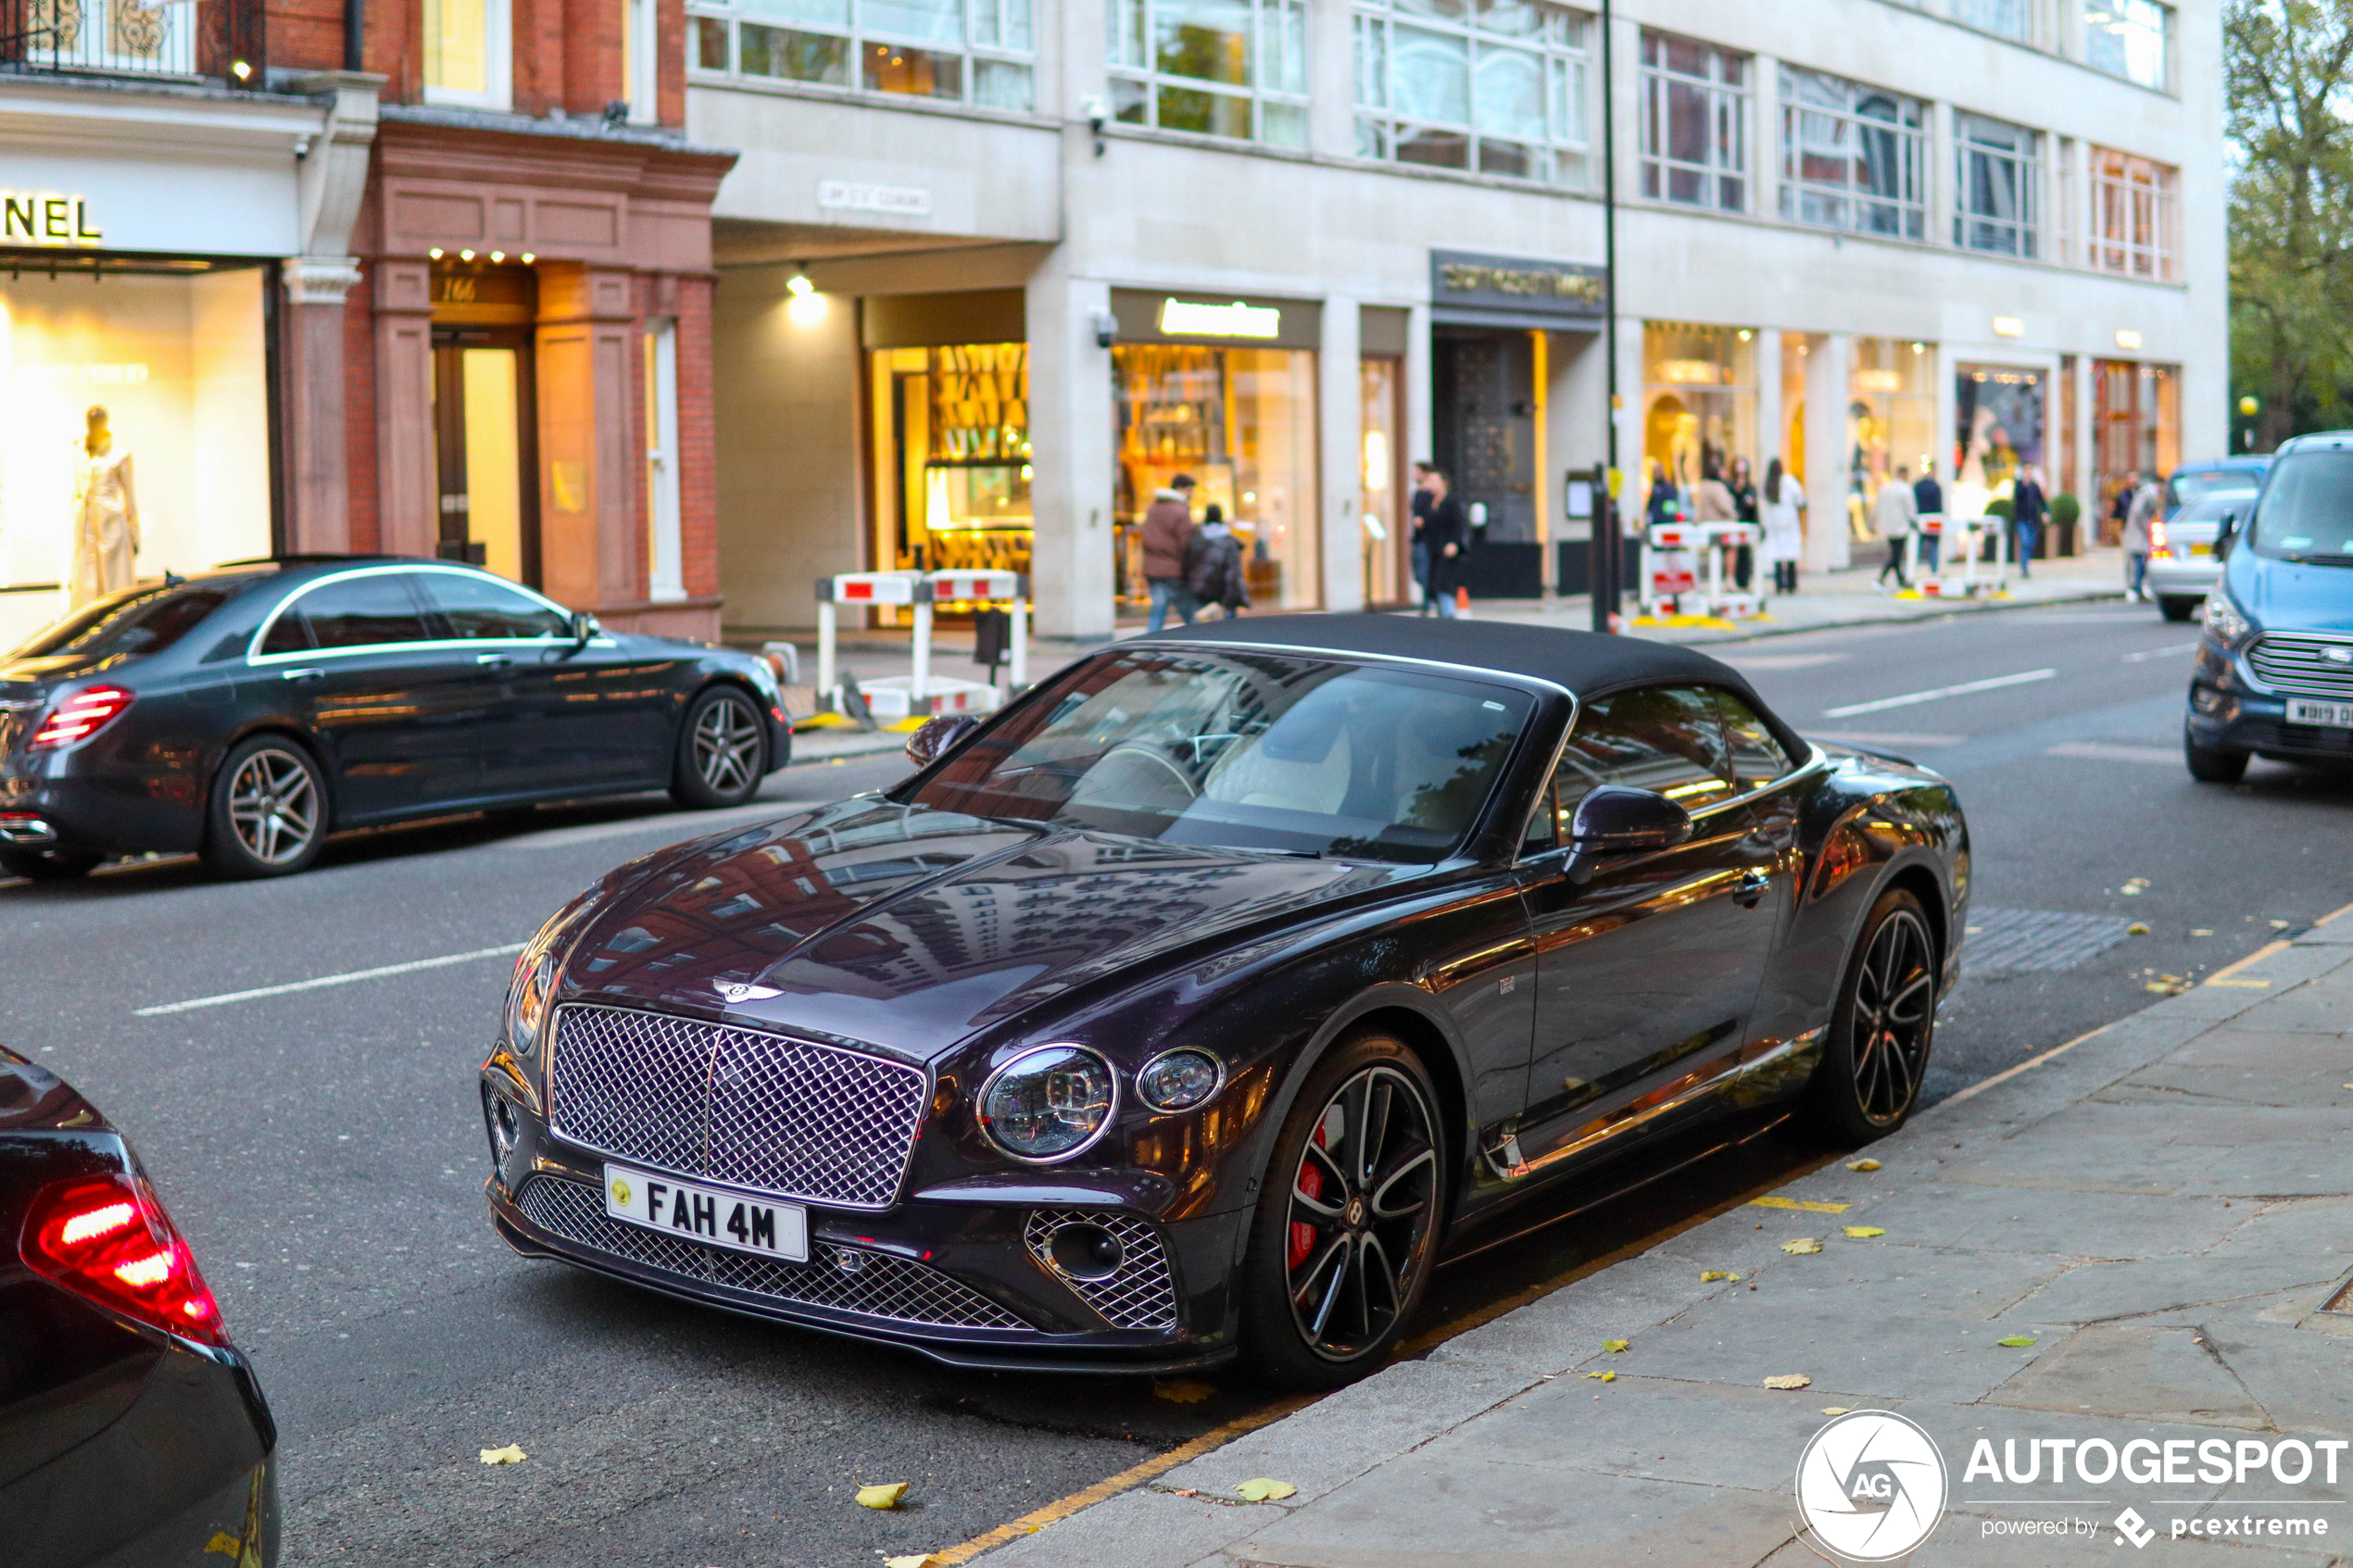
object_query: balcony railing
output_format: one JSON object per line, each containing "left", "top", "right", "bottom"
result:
{"left": 0, "top": 0, "right": 263, "bottom": 83}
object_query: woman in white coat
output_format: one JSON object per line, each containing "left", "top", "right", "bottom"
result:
{"left": 1760, "top": 457, "right": 1806, "bottom": 595}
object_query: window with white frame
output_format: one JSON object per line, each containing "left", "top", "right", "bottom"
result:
{"left": 689, "top": 0, "right": 1035, "bottom": 112}
{"left": 2087, "top": 146, "right": 2178, "bottom": 280}
{"left": 1955, "top": 111, "right": 2040, "bottom": 258}
{"left": 1949, "top": 0, "right": 2031, "bottom": 41}
{"left": 2085, "top": 0, "right": 2170, "bottom": 91}
{"left": 1108, "top": 0, "right": 1310, "bottom": 148}
{"left": 1640, "top": 31, "right": 1747, "bottom": 212}
{"left": 1779, "top": 68, "right": 1925, "bottom": 240}
{"left": 1353, "top": 0, "right": 1590, "bottom": 185}
{"left": 424, "top": 0, "right": 512, "bottom": 109}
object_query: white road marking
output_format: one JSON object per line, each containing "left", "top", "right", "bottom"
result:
{"left": 2043, "top": 741, "right": 2181, "bottom": 765}
{"left": 1819, "top": 668, "right": 2057, "bottom": 718}
{"left": 135, "top": 943, "right": 527, "bottom": 1017}
{"left": 2121, "top": 641, "right": 2202, "bottom": 662}
{"left": 1810, "top": 730, "right": 1969, "bottom": 747}
{"left": 496, "top": 799, "right": 796, "bottom": 850}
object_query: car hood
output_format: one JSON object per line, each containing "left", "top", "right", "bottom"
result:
{"left": 560, "top": 798, "right": 1405, "bottom": 1060}
{"left": 2232, "top": 555, "right": 2353, "bottom": 634}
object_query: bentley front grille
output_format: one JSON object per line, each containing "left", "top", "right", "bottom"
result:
{"left": 547, "top": 1003, "right": 926, "bottom": 1210}
{"left": 1024, "top": 1209, "right": 1181, "bottom": 1332}
{"left": 2248, "top": 633, "right": 2353, "bottom": 702}
{"left": 521, "top": 1176, "right": 1026, "bottom": 1331}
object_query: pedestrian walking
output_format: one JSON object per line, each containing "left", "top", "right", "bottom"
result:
{"left": 1871, "top": 467, "right": 1918, "bottom": 590}
{"left": 1761, "top": 458, "right": 1806, "bottom": 595}
{"left": 2122, "top": 471, "right": 2162, "bottom": 601}
{"left": 1409, "top": 461, "right": 1435, "bottom": 614}
{"left": 1182, "top": 502, "right": 1250, "bottom": 618}
{"left": 1912, "top": 461, "right": 1944, "bottom": 572}
{"left": 1422, "top": 467, "right": 1470, "bottom": 619}
{"left": 1644, "top": 461, "right": 1680, "bottom": 532}
{"left": 1728, "top": 456, "right": 1758, "bottom": 589}
{"left": 1141, "top": 473, "right": 1200, "bottom": 633}
{"left": 2011, "top": 465, "right": 2047, "bottom": 578}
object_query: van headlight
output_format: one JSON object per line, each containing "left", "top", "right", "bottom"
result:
{"left": 2203, "top": 591, "right": 2252, "bottom": 646}
{"left": 978, "top": 1046, "right": 1117, "bottom": 1162}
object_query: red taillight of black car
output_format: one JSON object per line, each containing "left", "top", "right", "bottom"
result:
{"left": 29, "top": 684, "right": 135, "bottom": 750}
{"left": 22, "top": 1173, "right": 231, "bottom": 1348}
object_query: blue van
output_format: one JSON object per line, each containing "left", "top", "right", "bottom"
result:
{"left": 2185, "top": 433, "right": 2353, "bottom": 782}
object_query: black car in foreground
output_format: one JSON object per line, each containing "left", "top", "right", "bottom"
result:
{"left": 0, "top": 558, "right": 790, "bottom": 882}
{"left": 482, "top": 617, "right": 1969, "bottom": 1386}
{"left": 0, "top": 1047, "right": 278, "bottom": 1566}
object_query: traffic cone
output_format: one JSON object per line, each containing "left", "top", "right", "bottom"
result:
{"left": 1453, "top": 585, "right": 1471, "bottom": 618}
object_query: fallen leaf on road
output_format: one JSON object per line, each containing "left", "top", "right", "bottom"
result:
{"left": 1780, "top": 1237, "right": 1824, "bottom": 1255}
{"left": 2271, "top": 919, "right": 2292, "bottom": 929}
{"left": 2128, "top": 923, "right": 2150, "bottom": 935}
{"left": 478, "top": 1445, "right": 526, "bottom": 1465}
{"left": 1996, "top": 1336, "right": 2039, "bottom": 1348}
{"left": 1700, "top": 1270, "right": 1740, "bottom": 1282}
{"left": 1583, "top": 1371, "right": 1617, "bottom": 1382}
{"left": 1603, "top": 1339, "right": 1629, "bottom": 1352}
{"left": 2191, "top": 928, "right": 2213, "bottom": 936}
{"left": 857, "top": 1483, "right": 910, "bottom": 1510}
{"left": 2145, "top": 978, "right": 2191, "bottom": 996}
{"left": 1763, "top": 1374, "right": 1812, "bottom": 1390}
{"left": 1820, "top": 1407, "right": 1851, "bottom": 1416}
{"left": 886, "top": 1558, "right": 938, "bottom": 1568}
{"left": 1845, "top": 1159, "right": 1881, "bottom": 1172}
{"left": 1843, "top": 1225, "right": 1885, "bottom": 1239}
{"left": 1237, "top": 1479, "right": 1297, "bottom": 1502}
{"left": 1154, "top": 1380, "right": 1215, "bottom": 1404}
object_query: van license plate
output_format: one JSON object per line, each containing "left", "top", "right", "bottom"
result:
{"left": 602, "top": 1163, "right": 810, "bottom": 1261}
{"left": 2287, "top": 698, "right": 2353, "bottom": 730}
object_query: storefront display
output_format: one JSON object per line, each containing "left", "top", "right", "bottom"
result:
{"left": 869, "top": 342, "right": 1032, "bottom": 581}
{"left": 431, "top": 258, "right": 538, "bottom": 583}
{"left": 0, "top": 263, "right": 271, "bottom": 643}
{"left": 2094, "top": 358, "right": 2178, "bottom": 540}
{"left": 1952, "top": 362, "right": 2045, "bottom": 521}
{"left": 1642, "top": 321, "right": 1756, "bottom": 502}
{"left": 1361, "top": 354, "right": 1405, "bottom": 605}
{"left": 1846, "top": 337, "right": 1936, "bottom": 535}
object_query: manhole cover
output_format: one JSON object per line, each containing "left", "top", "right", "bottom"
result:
{"left": 1963, "top": 908, "right": 2139, "bottom": 972}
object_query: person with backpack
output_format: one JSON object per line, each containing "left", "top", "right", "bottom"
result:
{"left": 1182, "top": 503, "right": 1250, "bottom": 618}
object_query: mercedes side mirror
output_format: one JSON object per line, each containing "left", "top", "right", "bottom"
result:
{"left": 570, "top": 610, "right": 601, "bottom": 646}
{"left": 1564, "top": 785, "right": 1693, "bottom": 884}
{"left": 907, "top": 713, "right": 978, "bottom": 768}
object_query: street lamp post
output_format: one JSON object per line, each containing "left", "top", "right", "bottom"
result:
{"left": 1592, "top": 0, "right": 1619, "bottom": 635}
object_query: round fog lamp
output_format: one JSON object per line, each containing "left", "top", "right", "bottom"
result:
{"left": 1046, "top": 1221, "right": 1125, "bottom": 1282}
{"left": 979, "top": 1045, "right": 1117, "bottom": 1162}
{"left": 1137, "top": 1048, "right": 1223, "bottom": 1111}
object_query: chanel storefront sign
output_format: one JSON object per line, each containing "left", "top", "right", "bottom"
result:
{"left": 1430, "top": 249, "right": 1605, "bottom": 326}
{"left": 1, "top": 193, "right": 102, "bottom": 247}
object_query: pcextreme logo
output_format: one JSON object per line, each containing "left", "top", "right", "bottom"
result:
{"left": 1795, "top": 1411, "right": 1949, "bottom": 1561}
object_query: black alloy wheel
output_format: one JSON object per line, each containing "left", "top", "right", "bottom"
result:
{"left": 202, "top": 736, "right": 329, "bottom": 880}
{"left": 672, "top": 685, "right": 766, "bottom": 809}
{"left": 1805, "top": 887, "right": 1937, "bottom": 1145}
{"left": 2184, "top": 729, "right": 2249, "bottom": 784}
{"left": 0, "top": 846, "right": 102, "bottom": 882}
{"left": 1239, "top": 1035, "right": 1445, "bottom": 1388}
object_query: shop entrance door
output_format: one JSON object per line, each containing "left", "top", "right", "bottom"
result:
{"left": 432, "top": 329, "right": 541, "bottom": 586}
{"left": 1434, "top": 330, "right": 1538, "bottom": 596}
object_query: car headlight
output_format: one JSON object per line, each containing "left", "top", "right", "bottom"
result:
{"left": 505, "top": 889, "right": 601, "bottom": 1056}
{"left": 978, "top": 1045, "right": 1118, "bottom": 1162}
{"left": 2203, "top": 591, "right": 2252, "bottom": 646}
{"left": 1136, "top": 1047, "right": 1224, "bottom": 1111}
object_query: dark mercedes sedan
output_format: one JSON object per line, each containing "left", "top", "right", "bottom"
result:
{"left": 0, "top": 558, "right": 789, "bottom": 881}
{"left": 481, "top": 618, "right": 1968, "bottom": 1386}
{"left": 0, "top": 1047, "right": 279, "bottom": 1566}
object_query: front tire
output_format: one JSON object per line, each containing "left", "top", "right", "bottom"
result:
{"left": 2184, "top": 732, "right": 2249, "bottom": 784}
{"left": 671, "top": 685, "right": 766, "bottom": 809}
{"left": 2157, "top": 595, "right": 2199, "bottom": 622}
{"left": 0, "top": 846, "right": 102, "bottom": 881}
{"left": 1803, "top": 888, "right": 1937, "bottom": 1146}
{"left": 202, "top": 736, "right": 328, "bottom": 880}
{"left": 1238, "top": 1034, "right": 1446, "bottom": 1389}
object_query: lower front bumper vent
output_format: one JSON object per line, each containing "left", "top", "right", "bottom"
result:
{"left": 1024, "top": 1209, "right": 1180, "bottom": 1331}
{"left": 520, "top": 1177, "right": 1026, "bottom": 1331}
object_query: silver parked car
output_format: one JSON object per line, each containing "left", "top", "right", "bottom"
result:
{"left": 2148, "top": 493, "right": 2249, "bottom": 621}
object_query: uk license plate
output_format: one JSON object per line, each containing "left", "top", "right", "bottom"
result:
{"left": 602, "top": 1163, "right": 810, "bottom": 1261}
{"left": 2287, "top": 697, "right": 2353, "bottom": 730}
{"left": 2189, "top": 542, "right": 2213, "bottom": 557}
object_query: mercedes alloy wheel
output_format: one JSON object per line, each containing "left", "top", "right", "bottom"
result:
{"left": 673, "top": 686, "right": 766, "bottom": 809}
{"left": 203, "top": 737, "right": 327, "bottom": 879}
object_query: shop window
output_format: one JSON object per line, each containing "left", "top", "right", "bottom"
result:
{"left": 1114, "top": 344, "right": 1320, "bottom": 611}
{"left": 1639, "top": 31, "right": 1747, "bottom": 213}
{"left": 1954, "top": 363, "right": 2046, "bottom": 522}
{"left": 2086, "top": 146, "right": 2178, "bottom": 281}
{"left": 1848, "top": 339, "right": 1938, "bottom": 531}
{"left": 2085, "top": 0, "right": 2170, "bottom": 91}
{"left": 870, "top": 344, "right": 1032, "bottom": 580}
{"left": 1107, "top": 0, "right": 1310, "bottom": 148}
{"left": 1778, "top": 68, "right": 1924, "bottom": 242}
{"left": 1641, "top": 322, "right": 1756, "bottom": 507}
{"left": 2092, "top": 359, "right": 2178, "bottom": 540}
{"left": 1954, "top": 111, "right": 2040, "bottom": 259}
{"left": 1360, "top": 356, "right": 1405, "bottom": 605}
{"left": 688, "top": 0, "right": 1034, "bottom": 111}
{"left": 623, "top": 0, "right": 659, "bottom": 119}
{"left": 424, "top": 0, "right": 513, "bottom": 109}
{"left": 1353, "top": 0, "right": 1590, "bottom": 186}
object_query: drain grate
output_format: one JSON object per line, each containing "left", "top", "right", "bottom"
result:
{"left": 1963, "top": 907, "right": 2140, "bottom": 972}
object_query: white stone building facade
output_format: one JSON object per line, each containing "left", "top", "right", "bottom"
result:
{"left": 690, "top": 0, "right": 2222, "bottom": 638}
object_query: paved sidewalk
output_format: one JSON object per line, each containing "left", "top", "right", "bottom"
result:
{"left": 982, "top": 906, "right": 2353, "bottom": 1568}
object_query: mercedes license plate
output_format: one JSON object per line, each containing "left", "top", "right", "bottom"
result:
{"left": 2287, "top": 697, "right": 2353, "bottom": 730}
{"left": 2188, "top": 542, "right": 2213, "bottom": 557}
{"left": 602, "top": 1163, "right": 810, "bottom": 1261}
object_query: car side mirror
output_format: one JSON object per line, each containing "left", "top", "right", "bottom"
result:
{"left": 2216, "top": 513, "right": 2239, "bottom": 558}
{"left": 1564, "top": 785, "right": 1694, "bottom": 884}
{"left": 907, "top": 713, "right": 978, "bottom": 768}
{"left": 570, "top": 610, "right": 601, "bottom": 646}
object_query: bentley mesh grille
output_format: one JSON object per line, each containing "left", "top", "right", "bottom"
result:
{"left": 2248, "top": 633, "right": 2353, "bottom": 701}
{"left": 547, "top": 1003, "right": 926, "bottom": 1210}
{"left": 1023, "top": 1209, "right": 1181, "bottom": 1331}
{"left": 521, "top": 1176, "right": 1026, "bottom": 1330}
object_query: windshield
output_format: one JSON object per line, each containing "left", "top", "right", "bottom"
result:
{"left": 2173, "top": 495, "right": 2247, "bottom": 526}
{"left": 2168, "top": 470, "right": 2260, "bottom": 510}
{"left": 8, "top": 581, "right": 237, "bottom": 661}
{"left": 2246, "top": 453, "right": 2353, "bottom": 566}
{"left": 905, "top": 648, "right": 1538, "bottom": 862}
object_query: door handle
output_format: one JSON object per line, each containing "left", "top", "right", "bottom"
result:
{"left": 1732, "top": 868, "right": 1771, "bottom": 909}
{"left": 475, "top": 653, "right": 514, "bottom": 669}
{"left": 280, "top": 667, "right": 325, "bottom": 684}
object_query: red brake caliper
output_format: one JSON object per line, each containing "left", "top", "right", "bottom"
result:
{"left": 1289, "top": 1125, "right": 1326, "bottom": 1273}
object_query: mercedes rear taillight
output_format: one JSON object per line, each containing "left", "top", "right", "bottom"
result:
{"left": 22, "top": 1173, "right": 231, "bottom": 1348}
{"left": 29, "top": 685, "right": 135, "bottom": 750}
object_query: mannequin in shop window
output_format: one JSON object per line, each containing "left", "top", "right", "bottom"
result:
{"left": 71, "top": 405, "right": 140, "bottom": 608}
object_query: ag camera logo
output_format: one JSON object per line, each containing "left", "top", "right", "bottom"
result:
{"left": 1795, "top": 1410, "right": 1948, "bottom": 1561}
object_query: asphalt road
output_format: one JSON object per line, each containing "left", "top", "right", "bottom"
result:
{"left": 3, "top": 597, "right": 2347, "bottom": 1568}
